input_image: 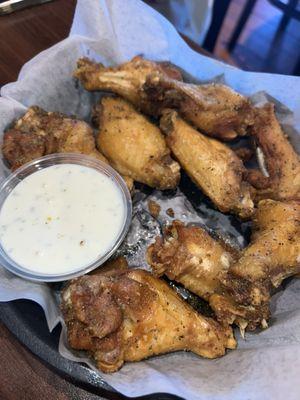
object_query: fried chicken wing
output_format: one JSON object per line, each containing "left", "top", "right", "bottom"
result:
{"left": 147, "top": 220, "right": 237, "bottom": 301}
{"left": 247, "top": 103, "right": 300, "bottom": 201}
{"left": 74, "top": 56, "right": 254, "bottom": 140}
{"left": 210, "top": 199, "right": 300, "bottom": 331}
{"left": 142, "top": 73, "right": 255, "bottom": 140}
{"left": 223, "top": 199, "right": 300, "bottom": 307}
{"left": 62, "top": 264, "right": 236, "bottom": 372}
{"left": 95, "top": 97, "right": 180, "bottom": 190}
{"left": 2, "top": 106, "right": 133, "bottom": 190}
{"left": 160, "top": 109, "right": 254, "bottom": 218}
{"left": 147, "top": 220, "right": 268, "bottom": 333}
{"left": 74, "top": 56, "right": 182, "bottom": 107}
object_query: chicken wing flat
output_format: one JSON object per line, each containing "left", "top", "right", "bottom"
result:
{"left": 223, "top": 199, "right": 300, "bottom": 307}
{"left": 147, "top": 220, "right": 238, "bottom": 301}
{"left": 210, "top": 199, "right": 300, "bottom": 331}
{"left": 2, "top": 106, "right": 133, "bottom": 190}
{"left": 95, "top": 97, "right": 180, "bottom": 190}
{"left": 62, "top": 263, "right": 236, "bottom": 373}
{"left": 147, "top": 221, "right": 269, "bottom": 332}
{"left": 248, "top": 103, "right": 300, "bottom": 201}
{"left": 160, "top": 109, "right": 254, "bottom": 218}
{"left": 74, "top": 56, "right": 182, "bottom": 108}
{"left": 142, "top": 73, "right": 255, "bottom": 140}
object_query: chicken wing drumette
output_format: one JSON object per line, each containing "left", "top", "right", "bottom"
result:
{"left": 62, "top": 260, "right": 236, "bottom": 373}
{"left": 2, "top": 106, "right": 133, "bottom": 190}
{"left": 159, "top": 109, "right": 254, "bottom": 218}
{"left": 95, "top": 97, "right": 180, "bottom": 190}
{"left": 74, "top": 56, "right": 182, "bottom": 108}
{"left": 142, "top": 73, "right": 255, "bottom": 140}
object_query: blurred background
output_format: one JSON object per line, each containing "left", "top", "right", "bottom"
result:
{"left": 0, "top": 0, "right": 299, "bottom": 87}
{"left": 144, "top": 0, "right": 300, "bottom": 76}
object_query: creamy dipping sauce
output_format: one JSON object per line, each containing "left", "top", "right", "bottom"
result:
{"left": 0, "top": 164, "right": 126, "bottom": 275}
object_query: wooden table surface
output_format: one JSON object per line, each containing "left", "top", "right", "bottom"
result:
{"left": 0, "top": 1, "right": 209, "bottom": 399}
{"left": 0, "top": 0, "right": 76, "bottom": 86}
{"left": 0, "top": 1, "right": 108, "bottom": 399}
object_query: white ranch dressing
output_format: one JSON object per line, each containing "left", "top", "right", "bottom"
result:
{"left": 0, "top": 164, "right": 125, "bottom": 275}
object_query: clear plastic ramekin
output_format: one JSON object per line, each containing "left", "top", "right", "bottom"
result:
{"left": 0, "top": 153, "right": 132, "bottom": 282}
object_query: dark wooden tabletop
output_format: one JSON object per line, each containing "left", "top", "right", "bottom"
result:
{"left": 0, "top": 1, "right": 208, "bottom": 399}
{"left": 0, "top": 322, "right": 106, "bottom": 400}
{"left": 0, "top": 1, "right": 106, "bottom": 399}
{"left": 0, "top": 0, "right": 76, "bottom": 87}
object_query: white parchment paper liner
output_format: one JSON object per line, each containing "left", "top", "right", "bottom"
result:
{"left": 0, "top": 1, "right": 300, "bottom": 399}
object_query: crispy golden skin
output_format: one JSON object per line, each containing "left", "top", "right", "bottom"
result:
{"left": 2, "top": 106, "right": 108, "bottom": 168}
{"left": 142, "top": 73, "right": 255, "bottom": 140}
{"left": 160, "top": 109, "right": 254, "bottom": 218}
{"left": 209, "top": 293, "right": 269, "bottom": 333}
{"left": 147, "top": 221, "right": 268, "bottom": 333}
{"left": 74, "top": 56, "right": 254, "bottom": 141}
{"left": 223, "top": 199, "right": 300, "bottom": 307}
{"left": 62, "top": 262, "right": 236, "bottom": 373}
{"left": 248, "top": 103, "right": 300, "bottom": 201}
{"left": 210, "top": 199, "right": 300, "bottom": 331}
{"left": 74, "top": 56, "right": 182, "bottom": 107}
{"left": 147, "top": 220, "right": 238, "bottom": 301}
{"left": 2, "top": 106, "right": 133, "bottom": 190}
{"left": 95, "top": 97, "right": 180, "bottom": 190}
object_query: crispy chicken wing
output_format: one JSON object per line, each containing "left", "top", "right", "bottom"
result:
{"left": 62, "top": 262, "right": 236, "bottom": 372}
{"left": 147, "top": 220, "right": 269, "bottom": 333}
{"left": 147, "top": 220, "right": 238, "bottom": 301}
{"left": 160, "top": 109, "right": 254, "bottom": 218}
{"left": 74, "top": 56, "right": 254, "bottom": 140}
{"left": 247, "top": 103, "right": 300, "bottom": 201}
{"left": 95, "top": 97, "right": 180, "bottom": 190}
{"left": 223, "top": 199, "right": 300, "bottom": 307}
{"left": 74, "top": 56, "right": 182, "bottom": 108}
{"left": 211, "top": 199, "right": 300, "bottom": 331}
{"left": 2, "top": 106, "right": 133, "bottom": 190}
{"left": 142, "top": 73, "right": 255, "bottom": 140}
